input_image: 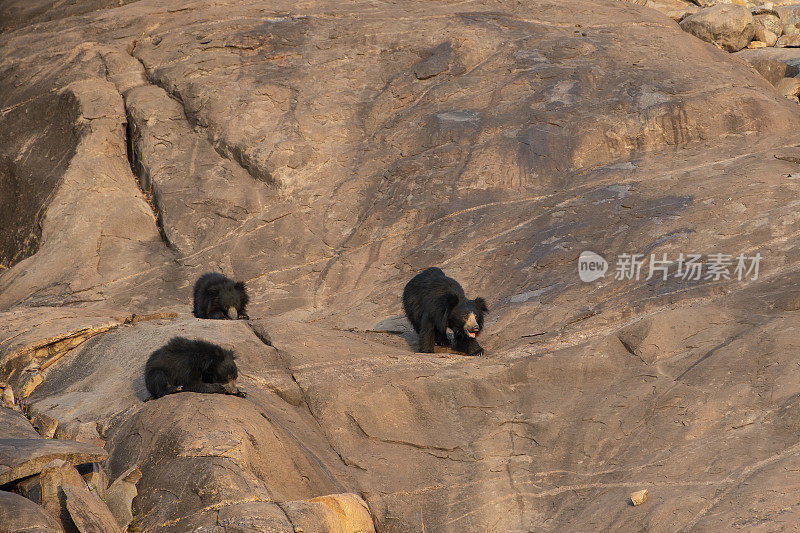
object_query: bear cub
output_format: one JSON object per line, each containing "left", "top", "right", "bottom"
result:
{"left": 193, "top": 272, "right": 249, "bottom": 320}
{"left": 145, "top": 337, "right": 246, "bottom": 399}
{"left": 402, "top": 267, "right": 489, "bottom": 356}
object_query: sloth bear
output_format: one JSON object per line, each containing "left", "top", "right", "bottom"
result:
{"left": 193, "top": 272, "right": 249, "bottom": 320}
{"left": 402, "top": 267, "right": 489, "bottom": 356}
{"left": 145, "top": 337, "right": 246, "bottom": 399}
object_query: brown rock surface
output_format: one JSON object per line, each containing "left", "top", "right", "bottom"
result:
{"left": 104, "top": 466, "right": 140, "bottom": 530}
{"left": 0, "top": 406, "right": 41, "bottom": 439}
{"left": 39, "top": 459, "right": 121, "bottom": 533}
{"left": 776, "top": 32, "right": 800, "bottom": 46}
{"left": 1, "top": 0, "right": 800, "bottom": 531}
{"left": 776, "top": 4, "right": 800, "bottom": 34}
{"left": 0, "top": 490, "right": 64, "bottom": 533}
{"left": 736, "top": 44, "right": 800, "bottom": 70}
{"left": 62, "top": 484, "right": 122, "bottom": 533}
{"left": 753, "top": 12, "right": 782, "bottom": 45}
{"left": 776, "top": 76, "right": 800, "bottom": 98}
{"left": 0, "top": 439, "right": 107, "bottom": 485}
{"left": 748, "top": 58, "right": 790, "bottom": 84}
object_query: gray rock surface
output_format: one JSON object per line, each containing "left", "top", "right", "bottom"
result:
{"left": 680, "top": 4, "right": 756, "bottom": 51}
{"left": 1, "top": 0, "right": 800, "bottom": 531}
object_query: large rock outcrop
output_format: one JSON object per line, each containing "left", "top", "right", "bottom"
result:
{"left": 1, "top": 0, "right": 800, "bottom": 531}
{"left": 680, "top": 4, "right": 756, "bottom": 52}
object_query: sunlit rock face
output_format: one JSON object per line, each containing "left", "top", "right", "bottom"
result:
{"left": 1, "top": 0, "right": 800, "bottom": 531}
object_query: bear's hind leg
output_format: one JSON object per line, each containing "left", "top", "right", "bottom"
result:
{"left": 146, "top": 369, "right": 179, "bottom": 399}
{"left": 418, "top": 320, "right": 436, "bottom": 353}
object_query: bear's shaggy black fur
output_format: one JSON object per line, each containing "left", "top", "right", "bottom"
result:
{"left": 145, "top": 337, "right": 246, "bottom": 399}
{"left": 193, "top": 272, "right": 249, "bottom": 320}
{"left": 402, "top": 267, "right": 488, "bottom": 356}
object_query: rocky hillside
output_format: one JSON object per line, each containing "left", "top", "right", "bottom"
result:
{"left": 1, "top": 0, "right": 799, "bottom": 531}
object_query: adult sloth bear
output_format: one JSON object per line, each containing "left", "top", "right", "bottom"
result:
{"left": 402, "top": 267, "right": 488, "bottom": 356}
{"left": 145, "top": 337, "right": 247, "bottom": 399}
{"left": 193, "top": 272, "right": 249, "bottom": 320}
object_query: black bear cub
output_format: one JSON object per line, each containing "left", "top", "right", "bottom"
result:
{"left": 402, "top": 267, "right": 489, "bottom": 356}
{"left": 193, "top": 272, "right": 249, "bottom": 320}
{"left": 145, "top": 337, "right": 247, "bottom": 399}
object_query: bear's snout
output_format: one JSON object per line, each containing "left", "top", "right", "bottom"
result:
{"left": 464, "top": 313, "right": 480, "bottom": 337}
{"left": 226, "top": 306, "right": 238, "bottom": 320}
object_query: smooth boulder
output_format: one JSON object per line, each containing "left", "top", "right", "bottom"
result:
{"left": 753, "top": 13, "right": 782, "bottom": 45}
{"left": 776, "top": 5, "right": 800, "bottom": 35}
{"left": 681, "top": 4, "right": 756, "bottom": 52}
{"left": 776, "top": 34, "right": 800, "bottom": 47}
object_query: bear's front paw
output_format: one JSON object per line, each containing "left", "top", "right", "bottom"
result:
{"left": 467, "top": 345, "right": 485, "bottom": 357}
{"left": 234, "top": 390, "right": 247, "bottom": 398}
{"left": 238, "top": 314, "right": 250, "bottom": 320}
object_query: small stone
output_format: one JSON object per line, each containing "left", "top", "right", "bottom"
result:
{"left": 747, "top": 39, "right": 768, "bottom": 47}
{"left": 1, "top": 386, "right": 14, "bottom": 407}
{"left": 33, "top": 413, "right": 58, "bottom": 439}
{"left": 630, "top": 489, "right": 648, "bottom": 506}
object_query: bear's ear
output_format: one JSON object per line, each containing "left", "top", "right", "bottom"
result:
{"left": 234, "top": 281, "right": 246, "bottom": 292}
{"left": 474, "top": 297, "right": 488, "bottom": 314}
